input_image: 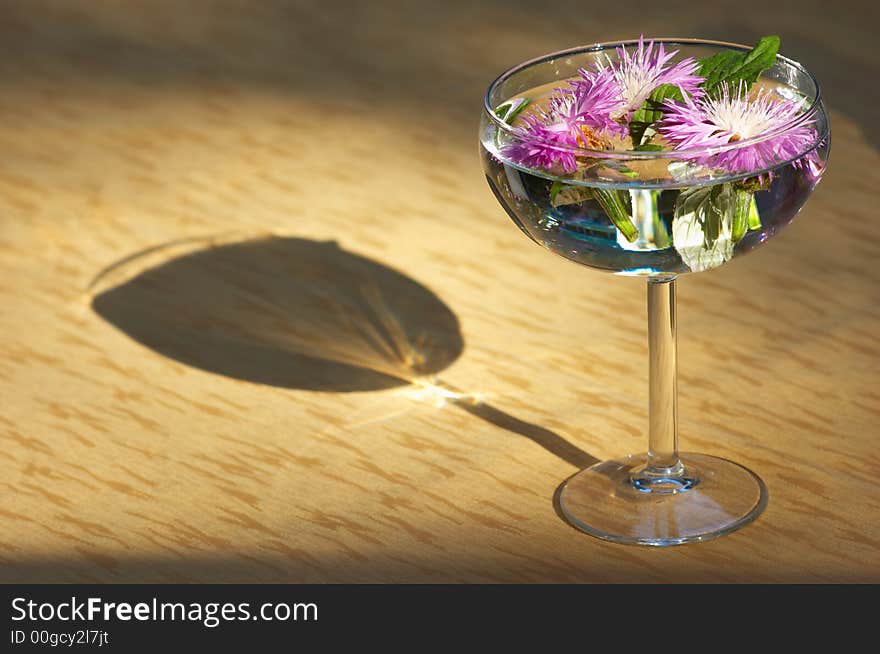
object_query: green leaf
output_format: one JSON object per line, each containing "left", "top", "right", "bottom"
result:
{"left": 697, "top": 36, "right": 780, "bottom": 97}
{"left": 674, "top": 185, "right": 714, "bottom": 220}
{"left": 493, "top": 98, "right": 530, "bottom": 148}
{"left": 550, "top": 181, "right": 593, "bottom": 207}
{"left": 629, "top": 83, "right": 685, "bottom": 146}
{"left": 671, "top": 187, "right": 737, "bottom": 273}
{"left": 593, "top": 188, "right": 639, "bottom": 242}
{"left": 595, "top": 160, "right": 639, "bottom": 179}
{"left": 710, "top": 184, "right": 737, "bottom": 247}
{"left": 634, "top": 143, "right": 664, "bottom": 151}
{"left": 697, "top": 50, "right": 741, "bottom": 91}
{"left": 703, "top": 188, "right": 723, "bottom": 246}
{"left": 673, "top": 183, "right": 738, "bottom": 248}
{"left": 494, "top": 98, "right": 530, "bottom": 123}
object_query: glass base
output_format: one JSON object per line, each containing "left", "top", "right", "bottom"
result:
{"left": 558, "top": 452, "right": 767, "bottom": 546}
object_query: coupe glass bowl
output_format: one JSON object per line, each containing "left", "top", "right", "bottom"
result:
{"left": 479, "top": 39, "right": 829, "bottom": 545}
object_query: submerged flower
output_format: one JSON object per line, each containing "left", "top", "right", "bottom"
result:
{"left": 658, "top": 84, "right": 818, "bottom": 174}
{"left": 502, "top": 67, "right": 621, "bottom": 173}
{"left": 606, "top": 36, "right": 704, "bottom": 120}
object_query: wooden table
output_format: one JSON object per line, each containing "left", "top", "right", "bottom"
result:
{"left": 2, "top": 0, "right": 878, "bottom": 583}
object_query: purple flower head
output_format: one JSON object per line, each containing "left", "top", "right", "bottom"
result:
{"left": 608, "top": 36, "right": 704, "bottom": 119}
{"left": 658, "top": 84, "right": 818, "bottom": 174}
{"left": 503, "top": 113, "right": 579, "bottom": 173}
{"left": 501, "top": 67, "right": 622, "bottom": 173}
{"left": 566, "top": 66, "right": 627, "bottom": 134}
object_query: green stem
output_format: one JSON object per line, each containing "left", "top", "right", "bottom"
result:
{"left": 747, "top": 198, "right": 762, "bottom": 230}
{"left": 731, "top": 188, "right": 753, "bottom": 243}
{"left": 649, "top": 191, "right": 671, "bottom": 248}
{"left": 594, "top": 188, "right": 639, "bottom": 243}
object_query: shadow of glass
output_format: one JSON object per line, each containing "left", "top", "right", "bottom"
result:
{"left": 92, "top": 235, "right": 597, "bottom": 469}
{"left": 453, "top": 396, "right": 599, "bottom": 470}
{"left": 92, "top": 236, "right": 464, "bottom": 392}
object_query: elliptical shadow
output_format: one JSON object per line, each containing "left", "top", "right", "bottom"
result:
{"left": 92, "top": 235, "right": 597, "bottom": 468}
{"left": 92, "top": 236, "right": 463, "bottom": 392}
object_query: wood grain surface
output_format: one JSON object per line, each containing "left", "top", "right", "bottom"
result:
{"left": 1, "top": 0, "right": 878, "bottom": 583}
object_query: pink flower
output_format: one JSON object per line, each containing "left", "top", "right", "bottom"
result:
{"left": 503, "top": 113, "right": 580, "bottom": 173}
{"left": 502, "top": 67, "right": 622, "bottom": 173}
{"left": 658, "top": 84, "right": 818, "bottom": 174}
{"left": 565, "top": 66, "right": 628, "bottom": 135}
{"left": 607, "top": 36, "right": 704, "bottom": 120}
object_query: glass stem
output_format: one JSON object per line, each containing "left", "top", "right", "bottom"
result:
{"left": 646, "top": 278, "right": 683, "bottom": 476}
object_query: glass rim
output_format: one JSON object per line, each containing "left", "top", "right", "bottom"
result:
{"left": 482, "top": 37, "right": 825, "bottom": 160}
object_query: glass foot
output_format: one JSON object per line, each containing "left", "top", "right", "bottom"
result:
{"left": 558, "top": 452, "right": 767, "bottom": 546}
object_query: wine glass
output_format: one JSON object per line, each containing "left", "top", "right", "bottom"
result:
{"left": 478, "top": 39, "right": 829, "bottom": 545}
